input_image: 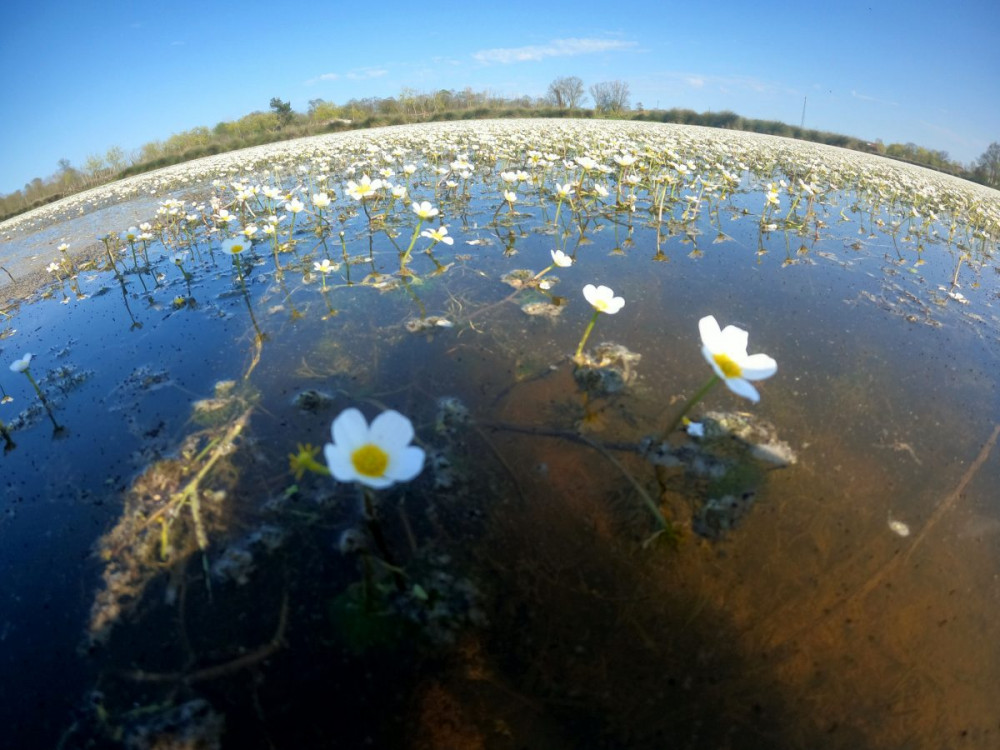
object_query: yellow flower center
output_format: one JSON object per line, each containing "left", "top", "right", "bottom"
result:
{"left": 351, "top": 443, "right": 389, "bottom": 478}
{"left": 713, "top": 353, "right": 743, "bottom": 379}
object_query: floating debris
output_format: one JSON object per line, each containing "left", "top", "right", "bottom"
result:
{"left": 405, "top": 316, "right": 454, "bottom": 333}
{"left": 888, "top": 515, "right": 911, "bottom": 537}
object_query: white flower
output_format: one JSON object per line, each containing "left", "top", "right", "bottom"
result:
{"left": 346, "top": 175, "right": 383, "bottom": 201}
{"left": 582, "top": 284, "right": 624, "bottom": 315}
{"left": 46, "top": 261, "right": 61, "bottom": 273}
{"left": 324, "top": 408, "right": 425, "bottom": 489}
{"left": 10, "top": 354, "right": 33, "bottom": 373}
{"left": 411, "top": 201, "right": 439, "bottom": 220}
{"left": 554, "top": 183, "right": 574, "bottom": 198}
{"left": 420, "top": 226, "right": 453, "bottom": 245}
{"left": 285, "top": 198, "right": 305, "bottom": 214}
{"left": 503, "top": 190, "right": 517, "bottom": 204}
{"left": 312, "top": 192, "right": 331, "bottom": 209}
{"left": 698, "top": 315, "right": 777, "bottom": 403}
{"left": 391, "top": 185, "right": 407, "bottom": 199}
{"left": 57, "top": 242, "right": 69, "bottom": 252}
{"left": 222, "top": 237, "right": 252, "bottom": 255}
{"left": 314, "top": 259, "right": 336, "bottom": 274}
{"left": 550, "top": 249, "right": 573, "bottom": 268}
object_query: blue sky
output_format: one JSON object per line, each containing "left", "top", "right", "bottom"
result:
{"left": 1, "top": 0, "right": 997, "bottom": 196}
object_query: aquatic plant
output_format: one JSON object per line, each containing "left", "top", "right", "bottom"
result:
{"left": 313, "top": 258, "right": 336, "bottom": 291}
{"left": 576, "top": 283, "right": 625, "bottom": 359}
{"left": 324, "top": 408, "right": 425, "bottom": 489}
{"left": 663, "top": 315, "right": 777, "bottom": 436}
{"left": 402, "top": 201, "right": 440, "bottom": 266}
{"left": 9, "top": 353, "right": 62, "bottom": 431}
{"left": 533, "top": 249, "right": 574, "bottom": 281}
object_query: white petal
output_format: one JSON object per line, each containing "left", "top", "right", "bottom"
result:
{"left": 387, "top": 446, "right": 425, "bottom": 482}
{"left": 355, "top": 473, "right": 394, "bottom": 490}
{"left": 741, "top": 354, "right": 777, "bottom": 380}
{"left": 698, "top": 315, "right": 722, "bottom": 348}
{"left": 332, "top": 408, "right": 369, "bottom": 450}
{"left": 723, "top": 377, "right": 760, "bottom": 403}
{"left": 324, "top": 443, "right": 358, "bottom": 483}
{"left": 582, "top": 284, "right": 599, "bottom": 306}
{"left": 719, "top": 325, "right": 749, "bottom": 356}
{"left": 369, "top": 410, "right": 415, "bottom": 450}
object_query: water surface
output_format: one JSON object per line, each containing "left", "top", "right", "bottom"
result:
{"left": 0, "top": 120, "right": 998, "bottom": 749}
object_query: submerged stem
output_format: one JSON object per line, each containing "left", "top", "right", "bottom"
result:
{"left": 575, "top": 310, "right": 600, "bottom": 359}
{"left": 662, "top": 374, "right": 720, "bottom": 439}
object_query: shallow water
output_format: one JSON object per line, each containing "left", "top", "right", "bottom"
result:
{"left": 0, "top": 121, "right": 998, "bottom": 749}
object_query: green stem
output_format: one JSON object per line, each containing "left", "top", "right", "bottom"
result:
{"left": 401, "top": 218, "right": 424, "bottom": 265}
{"left": 362, "top": 488, "right": 405, "bottom": 593}
{"left": 662, "top": 374, "right": 720, "bottom": 439}
{"left": 24, "top": 369, "right": 62, "bottom": 431}
{"left": 532, "top": 263, "right": 555, "bottom": 280}
{"left": 574, "top": 310, "right": 600, "bottom": 359}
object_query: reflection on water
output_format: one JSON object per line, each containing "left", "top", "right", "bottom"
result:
{"left": 0, "top": 120, "right": 998, "bottom": 749}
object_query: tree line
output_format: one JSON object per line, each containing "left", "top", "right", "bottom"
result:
{"left": 3, "top": 80, "right": 997, "bottom": 222}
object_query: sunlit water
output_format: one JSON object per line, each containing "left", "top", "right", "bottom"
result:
{"left": 0, "top": 120, "right": 998, "bottom": 749}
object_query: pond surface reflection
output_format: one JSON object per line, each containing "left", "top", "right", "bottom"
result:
{"left": 0, "top": 120, "right": 998, "bottom": 749}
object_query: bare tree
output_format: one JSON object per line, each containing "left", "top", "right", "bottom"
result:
{"left": 547, "top": 76, "right": 586, "bottom": 110}
{"left": 974, "top": 142, "right": 1000, "bottom": 187}
{"left": 589, "top": 80, "right": 630, "bottom": 114}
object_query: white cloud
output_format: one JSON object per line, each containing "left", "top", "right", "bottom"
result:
{"left": 651, "top": 71, "right": 784, "bottom": 96}
{"left": 346, "top": 67, "right": 388, "bottom": 80}
{"left": 851, "top": 89, "right": 897, "bottom": 106}
{"left": 306, "top": 67, "right": 389, "bottom": 85}
{"left": 473, "top": 38, "right": 637, "bottom": 65}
